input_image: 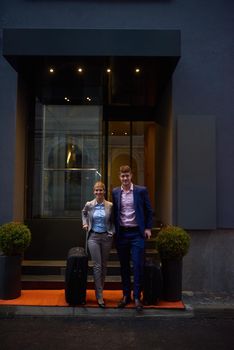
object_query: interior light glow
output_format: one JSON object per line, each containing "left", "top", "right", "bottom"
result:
{"left": 107, "top": 68, "right": 111, "bottom": 73}
{"left": 86, "top": 97, "right": 92, "bottom": 102}
{"left": 135, "top": 68, "right": 140, "bottom": 73}
{"left": 78, "top": 67, "right": 83, "bottom": 73}
{"left": 67, "top": 151, "right": 71, "bottom": 164}
{"left": 96, "top": 171, "right": 102, "bottom": 177}
{"left": 49, "top": 68, "right": 54, "bottom": 73}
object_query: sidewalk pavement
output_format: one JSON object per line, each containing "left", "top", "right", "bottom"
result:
{"left": 0, "top": 291, "right": 234, "bottom": 318}
{"left": 182, "top": 291, "right": 234, "bottom": 318}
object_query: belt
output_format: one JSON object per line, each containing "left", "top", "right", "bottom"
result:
{"left": 90, "top": 230, "right": 107, "bottom": 234}
{"left": 119, "top": 226, "right": 139, "bottom": 232}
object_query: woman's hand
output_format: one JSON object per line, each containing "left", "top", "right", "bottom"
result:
{"left": 83, "top": 224, "right": 88, "bottom": 231}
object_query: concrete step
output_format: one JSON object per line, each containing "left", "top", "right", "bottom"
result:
{"left": 22, "top": 248, "right": 159, "bottom": 275}
{"left": 21, "top": 274, "right": 123, "bottom": 290}
{"left": 21, "top": 231, "right": 161, "bottom": 290}
{"left": 21, "top": 272, "right": 142, "bottom": 290}
{"left": 22, "top": 260, "right": 158, "bottom": 277}
{"left": 22, "top": 260, "right": 122, "bottom": 276}
{"left": 109, "top": 247, "right": 158, "bottom": 260}
{"left": 22, "top": 274, "right": 122, "bottom": 283}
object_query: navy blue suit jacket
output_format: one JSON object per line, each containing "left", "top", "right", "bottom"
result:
{"left": 112, "top": 185, "right": 153, "bottom": 238}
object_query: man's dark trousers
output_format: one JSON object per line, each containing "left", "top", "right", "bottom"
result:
{"left": 117, "top": 228, "right": 145, "bottom": 300}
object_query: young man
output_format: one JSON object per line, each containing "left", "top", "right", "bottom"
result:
{"left": 112, "top": 165, "right": 153, "bottom": 311}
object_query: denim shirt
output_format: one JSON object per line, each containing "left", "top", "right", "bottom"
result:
{"left": 91, "top": 203, "right": 107, "bottom": 233}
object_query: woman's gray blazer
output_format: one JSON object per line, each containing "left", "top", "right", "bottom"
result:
{"left": 82, "top": 199, "right": 115, "bottom": 237}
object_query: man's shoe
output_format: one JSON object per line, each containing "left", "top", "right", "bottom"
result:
{"left": 117, "top": 296, "right": 132, "bottom": 308}
{"left": 135, "top": 298, "right": 143, "bottom": 312}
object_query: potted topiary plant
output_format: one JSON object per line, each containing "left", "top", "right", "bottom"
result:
{"left": 155, "top": 225, "right": 191, "bottom": 302}
{"left": 0, "top": 222, "right": 31, "bottom": 299}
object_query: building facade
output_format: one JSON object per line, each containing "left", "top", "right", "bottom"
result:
{"left": 0, "top": 0, "right": 233, "bottom": 292}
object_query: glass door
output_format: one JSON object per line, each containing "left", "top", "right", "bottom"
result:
{"left": 107, "top": 121, "right": 156, "bottom": 211}
{"left": 32, "top": 104, "right": 103, "bottom": 218}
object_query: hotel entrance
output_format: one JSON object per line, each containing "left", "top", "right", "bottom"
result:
{"left": 30, "top": 103, "right": 157, "bottom": 219}
{"left": 26, "top": 107, "right": 162, "bottom": 259}
{"left": 21, "top": 54, "right": 177, "bottom": 259}
{"left": 2, "top": 29, "right": 180, "bottom": 259}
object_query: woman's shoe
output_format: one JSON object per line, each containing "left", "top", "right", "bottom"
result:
{"left": 97, "top": 299, "right": 105, "bottom": 308}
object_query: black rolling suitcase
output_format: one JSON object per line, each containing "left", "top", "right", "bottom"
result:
{"left": 65, "top": 247, "right": 88, "bottom": 305}
{"left": 143, "top": 258, "right": 163, "bottom": 305}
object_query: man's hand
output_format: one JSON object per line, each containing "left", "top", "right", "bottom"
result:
{"left": 144, "top": 229, "right": 151, "bottom": 239}
{"left": 83, "top": 224, "right": 88, "bottom": 231}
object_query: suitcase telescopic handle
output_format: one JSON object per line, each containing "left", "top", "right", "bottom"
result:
{"left": 84, "top": 228, "right": 88, "bottom": 255}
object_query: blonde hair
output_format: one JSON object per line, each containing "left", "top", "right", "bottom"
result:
{"left": 93, "top": 181, "right": 106, "bottom": 191}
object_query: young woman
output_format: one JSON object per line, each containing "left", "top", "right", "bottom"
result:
{"left": 82, "top": 181, "right": 114, "bottom": 308}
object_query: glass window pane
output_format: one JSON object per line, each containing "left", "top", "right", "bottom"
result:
{"left": 107, "top": 121, "right": 156, "bottom": 211}
{"left": 107, "top": 121, "right": 130, "bottom": 197}
{"left": 32, "top": 104, "right": 102, "bottom": 218}
{"left": 132, "top": 122, "right": 156, "bottom": 211}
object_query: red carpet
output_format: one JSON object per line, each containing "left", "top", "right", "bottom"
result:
{"left": 0, "top": 290, "right": 185, "bottom": 309}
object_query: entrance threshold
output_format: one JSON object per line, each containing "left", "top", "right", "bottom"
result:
{"left": 0, "top": 289, "right": 187, "bottom": 319}
{"left": 0, "top": 289, "right": 184, "bottom": 309}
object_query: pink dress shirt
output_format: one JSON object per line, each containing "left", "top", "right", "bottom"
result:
{"left": 120, "top": 183, "right": 138, "bottom": 227}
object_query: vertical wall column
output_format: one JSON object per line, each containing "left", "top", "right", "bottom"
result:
{"left": 176, "top": 115, "right": 216, "bottom": 229}
{"left": 0, "top": 55, "right": 17, "bottom": 224}
{"left": 13, "top": 75, "right": 30, "bottom": 221}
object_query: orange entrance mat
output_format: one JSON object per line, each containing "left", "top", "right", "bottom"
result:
{"left": 0, "top": 290, "right": 185, "bottom": 309}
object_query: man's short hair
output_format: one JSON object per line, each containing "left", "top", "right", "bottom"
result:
{"left": 119, "top": 165, "right": 132, "bottom": 174}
